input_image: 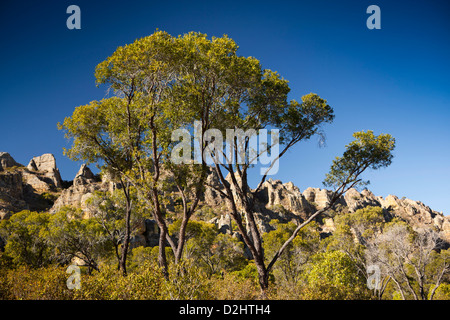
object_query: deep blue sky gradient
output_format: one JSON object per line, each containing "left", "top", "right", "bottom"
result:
{"left": 0, "top": 0, "right": 449, "bottom": 213}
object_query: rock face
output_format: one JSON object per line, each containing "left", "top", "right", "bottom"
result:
{"left": 50, "top": 164, "right": 103, "bottom": 217}
{"left": 256, "top": 179, "right": 313, "bottom": 218}
{"left": 0, "top": 170, "right": 27, "bottom": 219}
{"left": 1, "top": 151, "right": 449, "bottom": 247}
{"left": 0, "top": 152, "right": 22, "bottom": 171}
{"left": 0, "top": 152, "right": 65, "bottom": 219}
{"left": 302, "top": 187, "right": 335, "bottom": 210}
{"left": 27, "top": 154, "right": 62, "bottom": 189}
{"left": 204, "top": 172, "right": 450, "bottom": 243}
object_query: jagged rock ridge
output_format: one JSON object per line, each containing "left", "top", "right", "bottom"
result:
{"left": 0, "top": 152, "right": 64, "bottom": 218}
{"left": 0, "top": 152, "right": 449, "bottom": 245}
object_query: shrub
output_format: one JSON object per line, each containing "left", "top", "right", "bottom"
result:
{"left": 1, "top": 265, "right": 73, "bottom": 300}
{"left": 210, "top": 273, "right": 260, "bottom": 300}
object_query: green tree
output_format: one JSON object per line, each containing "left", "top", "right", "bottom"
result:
{"left": 86, "top": 189, "right": 146, "bottom": 271}
{"left": 59, "top": 96, "right": 141, "bottom": 275}
{"left": 60, "top": 31, "right": 213, "bottom": 276}
{"left": 263, "top": 220, "right": 321, "bottom": 286}
{"left": 305, "top": 250, "right": 369, "bottom": 299}
{"left": 0, "top": 210, "right": 52, "bottom": 268}
{"left": 44, "top": 207, "right": 110, "bottom": 273}
{"left": 327, "top": 206, "right": 390, "bottom": 299}
{"left": 260, "top": 131, "right": 395, "bottom": 293}
{"left": 169, "top": 220, "right": 246, "bottom": 275}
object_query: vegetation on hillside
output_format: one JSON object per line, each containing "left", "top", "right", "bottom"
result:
{"left": 1, "top": 31, "right": 448, "bottom": 300}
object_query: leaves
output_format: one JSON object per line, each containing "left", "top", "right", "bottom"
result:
{"left": 323, "top": 130, "right": 396, "bottom": 192}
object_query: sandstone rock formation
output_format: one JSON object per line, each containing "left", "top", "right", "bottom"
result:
{"left": 256, "top": 179, "right": 313, "bottom": 218}
{"left": 204, "top": 173, "right": 450, "bottom": 243}
{"left": 26, "top": 154, "right": 62, "bottom": 189}
{"left": 0, "top": 151, "right": 449, "bottom": 246}
{"left": 0, "top": 152, "right": 65, "bottom": 218}
{"left": 0, "top": 152, "right": 22, "bottom": 171}
{"left": 0, "top": 170, "right": 27, "bottom": 219}
{"left": 50, "top": 164, "right": 103, "bottom": 217}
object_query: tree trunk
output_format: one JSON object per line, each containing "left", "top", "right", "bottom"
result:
{"left": 158, "top": 223, "right": 169, "bottom": 279}
{"left": 255, "top": 255, "right": 269, "bottom": 297}
{"left": 175, "top": 215, "right": 189, "bottom": 265}
{"left": 119, "top": 183, "right": 132, "bottom": 276}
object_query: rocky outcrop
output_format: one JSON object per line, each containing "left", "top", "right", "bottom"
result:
{"left": 0, "top": 152, "right": 22, "bottom": 171}
{"left": 256, "top": 179, "right": 313, "bottom": 218}
{"left": 342, "top": 188, "right": 381, "bottom": 212}
{"left": 50, "top": 164, "right": 104, "bottom": 217}
{"left": 203, "top": 173, "right": 450, "bottom": 242}
{"left": 0, "top": 170, "right": 28, "bottom": 219}
{"left": 1, "top": 150, "right": 449, "bottom": 246}
{"left": 26, "top": 154, "right": 62, "bottom": 189}
{"left": 73, "top": 164, "right": 96, "bottom": 186}
{"left": 0, "top": 152, "right": 65, "bottom": 218}
{"left": 377, "top": 194, "right": 449, "bottom": 239}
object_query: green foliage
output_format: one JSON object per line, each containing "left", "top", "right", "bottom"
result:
{"left": 0, "top": 265, "right": 73, "bottom": 300}
{"left": 169, "top": 220, "right": 247, "bottom": 274}
{"left": 0, "top": 210, "right": 52, "bottom": 268}
{"left": 305, "top": 250, "right": 370, "bottom": 299}
{"left": 232, "top": 262, "right": 260, "bottom": 284}
{"left": 74, "top": 261, "right": 165, "bottom": 300}
{"left": 432, "top": 283, "right": 450, "bottom": 300}
{"left": 323, "top": 130, "right": 396, "bottom": 191}
{"left": 162, "top": 260, "right": 213, "bottom": 300}
{"left": 210, "top": 272, "right": 261, "bottom": 300}
{"left": 40, "top": 192, "right": 59, "bottom": 206}
{"left": 44, "top": 207, "right": 111, "bottom": 272}
{"left": 263, "top": 220, "right": 321, "bottom": 285}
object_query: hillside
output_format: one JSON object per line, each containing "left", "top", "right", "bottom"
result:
{"left": 1, "top": 151, "right": 449, "bottom": 245}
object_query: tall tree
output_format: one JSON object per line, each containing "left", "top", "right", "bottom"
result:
{"left": 207, "top": 127, "right": 395, "bottom": 292}
{"left": 61, "top": 31, "right": 183, "bottom": 276}
{"left": 264, "top": 130, "right": 396, "bottom": 292}
{"left": 60, "top": 97, "right": 140, "bottom": 276}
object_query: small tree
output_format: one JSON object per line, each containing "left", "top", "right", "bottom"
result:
{"left": 262, "top": 220, "right": 321, "bottom": 286}
{"left": 0, "top": 211, "right": 52, "bottom": 268}
{"left": 305, "top": 250, "right": 369, "bottom": 299}
{"left": 86, "top": 190, "right": 146, "bottom": 271}
{"left": 366, "top": 222, "right": 450, "bottom": 300}
{"left": 328, "top": 206, "right": 390, "bottom": 299}
{"left": 59, "top": 97, "right": 140, "bottom": 276}
{"left": 45, "top": 207, "right": 110, "bottom": 273}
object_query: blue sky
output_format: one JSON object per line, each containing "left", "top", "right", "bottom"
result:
{"left": 0, "top": 0, "right": 449, "bottom": 214}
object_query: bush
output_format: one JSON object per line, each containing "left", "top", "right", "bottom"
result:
{"left": 73, "top": 261, "right": 165, "bottom": 300}
{"left": 0, "top": 265, "right": 73, "bottom": 300}
{"left": 304, "top": 250, "right": 370, "bottom": 300}
{"left": 431, "top": 283, "right": 450, "bottom": 300}
{"left": 162, "top": 260, "right": 212, "bottom": 300}
{"left": 209, "top": 273, "right": 260, "bottom": 300}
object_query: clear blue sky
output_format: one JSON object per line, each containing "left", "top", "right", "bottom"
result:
{"left": 0, "top": 0, "right": 449, "bottom": 214}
